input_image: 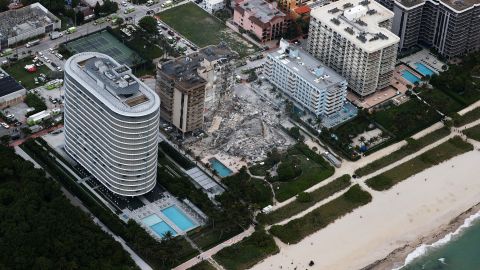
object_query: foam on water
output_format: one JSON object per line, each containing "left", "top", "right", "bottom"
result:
{"left": 393, "top": 210, "right": 480, "bottom": 270}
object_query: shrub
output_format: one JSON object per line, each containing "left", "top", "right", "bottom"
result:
{"left": 296, "top": 192, "right": 312, "bottom": 203}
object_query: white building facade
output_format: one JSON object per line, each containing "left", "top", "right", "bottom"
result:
{"left": 307, "top": 0, "right": 400, "bottom": 97}
{"left": 64, "top": 52, "right": 161, "bottom": 196}
{"left": 201, "top": 0, "right": 225, "bottom": 13}
{"left": 264, "top": 39, "right": 348, "bottom": 116}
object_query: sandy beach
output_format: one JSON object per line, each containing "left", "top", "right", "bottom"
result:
{"left": 250, "top": 150, "right": 480, "bottom": 270}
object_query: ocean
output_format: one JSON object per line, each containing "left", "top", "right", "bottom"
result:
{"left": 397, "top": 211, "right": 480, "bottom": 270}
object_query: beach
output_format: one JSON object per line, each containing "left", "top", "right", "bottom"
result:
{"left": 250, "top": 150, "right": 480, "bottom": 270}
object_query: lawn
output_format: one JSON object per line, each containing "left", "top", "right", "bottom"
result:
{"left": 213, "top": 230, "right": 279, "bottom": 270}
{"left": 354, "top": 127, "right": 451, "bottom": 177}
{"left": 366, "top": 136, "right": 473, "bottom": 191}
{"left": 373, "top": 98, "right": 442, "bottom": 140}
{"left": 269, "top": 185, "right": 372, "bottom": 244}
{"left": 258, "top": 175, "right": 351, "bottom": 225}
{"left": 418, "top": 88, "right": 464, "bottom": 116}
{"left": 158, "top": 2, "right": 257, "bottom": 58}
{"left": 4, "top": 57, "right": 51, "bottom": 90}
{"left": 454, "top": 107, "right": 480, "bottom": 127}
{"left": 272, "top": 144, "right": 335, "bottom": 202}
{"left": 190, "top": 261, "right": 216, "bottom": 270}
{"left": 464, "top": 124, "right": 480, "bottom": 141}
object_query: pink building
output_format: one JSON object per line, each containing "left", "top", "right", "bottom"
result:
{"left": 233, "top": 0, "right": 288, "bottom": 43}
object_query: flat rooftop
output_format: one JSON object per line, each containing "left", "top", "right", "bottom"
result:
{"left": 0, "top": 3, "right": 59, "bottom": 39}
{"left": 268, "top": 41, "right": 346, "bottom": 89}
{"left": 65, "top": 52, "right": 159, "bottom": 116}
{"left": 160, "top": 44, "right": 236, "bottom": 90}
{"left": 0, "top": 69, "right": 25, "bottom": 97}
{"left": 310, "top": 0, "right": 400, "bottom": 52}
{"left": 236, "top": 0, "right": 286, "bottom": 24}
{"left": 397, "top": 0, "right": 480, "bottom": 11}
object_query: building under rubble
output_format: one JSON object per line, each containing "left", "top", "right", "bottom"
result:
{"left": 0, "top": 3, "right": 61, "bottom": 50}
{"left": 156, "top": 44, "right": 237, "bottom": 133}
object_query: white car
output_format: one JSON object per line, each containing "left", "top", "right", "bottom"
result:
{"left": 121, "top": 1, "right": 127, "bottom": 6}
{"left": 38, "top": 52, "right": 43, "bottom": 57}
{"left": 45, "top": 58, "right": 51, "bottom": 63}
{"left": 1, "top": 122, "right": 9, "bottom": 129}
{"left": 49, "top": 48, "right": 54, "bottom": 52}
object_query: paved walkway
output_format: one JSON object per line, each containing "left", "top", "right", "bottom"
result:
{"left": 267, "top": 118, "right": 480, "bottom": 228}
{"left": 173, "top": 226, "right": 255, "bottom": 270}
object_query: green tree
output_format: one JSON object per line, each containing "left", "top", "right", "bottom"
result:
{"left": 139, "top": 16, "right": 158, "bottom": 35}
{"left": 0, "top": 0, "right": 9, "bottom": 12}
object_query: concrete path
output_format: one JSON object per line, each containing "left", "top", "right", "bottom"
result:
{"left": 173, "top": 226, "right": 255, "bottom": 270}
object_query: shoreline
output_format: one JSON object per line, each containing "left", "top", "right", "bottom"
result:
{"left": 363, "top": 203, "right": 480, "bottom": 270}
{"left": 250, "top": 150, "right": 480, "bottom": 270}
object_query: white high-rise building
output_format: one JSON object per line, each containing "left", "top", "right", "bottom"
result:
{"left": 64, "top": 52, "right": 161, "bottom": 196}
{"left": 264, "top": 39, "right": 348, "bottom": 116}
{"left": 307, "top": 0, "right": 400, "bottom": 97}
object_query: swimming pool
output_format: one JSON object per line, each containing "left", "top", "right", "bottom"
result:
{"left": 142, "top": 214, "right": 178, "bottom": 237}
{"left": 161, "top": 205, "right": 197, "bottom": 231}
{"left": 414, "top": 62, "right": 435, "bottom": 76}
{"left": 209, "top": 158, "right": 233, "bottom": 177}
{"left": 401, "top": 70, "right": 421, "bottom": 84}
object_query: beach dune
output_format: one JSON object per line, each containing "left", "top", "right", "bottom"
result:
{"left": 251, "top": 150, "right": 480, "bottom": 270}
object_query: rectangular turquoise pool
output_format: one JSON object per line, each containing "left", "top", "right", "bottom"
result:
{"left": 414, "top": 62, "right": 435, "bottom": 76}
{"left": 161, "top": 205, "right": 197, "bottom": 231}
{"left": 142, "top": 214, "right": 177, "bottom": 237}
{"left": 401, "top": 70, "right": 421, "bottom": 84}
{"left": 209, "top": 158, "right": 233, "bottom": 177}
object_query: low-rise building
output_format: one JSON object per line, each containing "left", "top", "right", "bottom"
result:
{"left": 0, "top": 3, "right": 61, "bottom": 50}
{"left": 264, "top": 39, "right": 348, "bottom": 117}
{"left": 201, "top": 0, "right": 225, "bottom": 13}
{"left": 156, "top": 44, "right": 237, "bottom": 133}
{"left": 233, "top": 0, "right": 288, "bottom": 42}
{"left": 0, "top": 69, "right": 26, "bottom": 109}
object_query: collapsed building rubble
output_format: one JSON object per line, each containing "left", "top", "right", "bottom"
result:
{"left": 187, "top": 86, "right": 294, "bottom": 164}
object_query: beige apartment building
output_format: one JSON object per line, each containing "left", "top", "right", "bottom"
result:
{"left": 307, "top": 0, "right": 400, "bottom": 97}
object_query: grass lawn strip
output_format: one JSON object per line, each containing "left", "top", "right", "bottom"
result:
{"left": 454, "top": 107, "right": 480, "bottom": 127}
{"left": 158, "top": 2, "right": 256, "bottom": 58}
{"left": 464, "top": 124, "right": 480, "bottom": 141}
{"left": 269, "top": 185, "right": 372, "bottom": 244}
{"left": 213, "top": 230, "right": 279, "bottom": 270}
{"left": 354, "top": 127, "right": 451, "bottom": 177}
{"left": 365, "top": 136, "right": 473, "bottom": 191}
{"left": 189, "top": 260, "right": 216, "bottom": 270}
{"left": 259, "top": 175, "right": 351, "bottom": 225}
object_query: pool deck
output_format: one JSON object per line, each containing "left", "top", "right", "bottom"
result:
{"left": 124, "top": 192, "right": 205, "bottom": 241}
{"left": 399, "top": 49, "right": 446, "bottom": 74}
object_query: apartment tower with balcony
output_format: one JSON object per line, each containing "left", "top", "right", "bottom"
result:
{"left": 264, "top": 39, "right": 348, "bottom": 116}
{"left": 307, "top": 0, "right": 400, "bottom": 97}
{"left": 388, "top": 0, "right": 480, "bottom": 58}
{"left": 64, "top": 52, "right": 161, "bottom": 196}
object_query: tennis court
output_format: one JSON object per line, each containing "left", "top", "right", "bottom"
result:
{"left": 64, "top": 30, "right": 144, "bottom": 66}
